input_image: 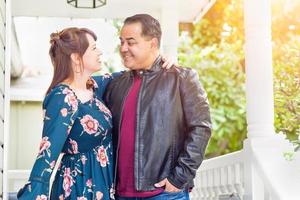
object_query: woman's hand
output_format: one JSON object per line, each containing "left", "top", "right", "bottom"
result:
{"left": 161, "top": 55, "right": 177, "bottom": 69}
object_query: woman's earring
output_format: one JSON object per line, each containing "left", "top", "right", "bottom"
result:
{"left": 75, "top": 64, "right": 82, "bottom": 73}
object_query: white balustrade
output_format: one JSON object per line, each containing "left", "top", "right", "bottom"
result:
{"left": 190, "top": 151, "right": 244, "bottom": 200}
{"left": 8, "top": 148, "right": 299, "bottom": 200}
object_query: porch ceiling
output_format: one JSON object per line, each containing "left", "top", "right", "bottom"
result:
{"left": 12, "top": 0, "right": 213, "bottom": 22}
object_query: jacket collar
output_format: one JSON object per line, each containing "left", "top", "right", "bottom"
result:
{"left": 133, "top": 55, "right": 162, "bottom": 76}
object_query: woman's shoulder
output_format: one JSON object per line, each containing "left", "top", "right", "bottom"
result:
{"left": 45, "top": 84, "right": 73, "bottom": 98}
{"left": 43, "top": 84, "right": 78, "bottom": 109}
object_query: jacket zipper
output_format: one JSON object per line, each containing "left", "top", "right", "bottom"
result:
{"left": 135, "top": 73, "right": 145, "bottom": 190}
{"left": 113, "top": 75, "right": 133, "bottom": 192}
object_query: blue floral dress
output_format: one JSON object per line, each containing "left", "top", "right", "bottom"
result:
{"left": 18, "top": 74, "right": 119, "bottom": 200}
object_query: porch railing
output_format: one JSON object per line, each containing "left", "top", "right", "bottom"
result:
{"left": 190, "top": 151, "right": 244, "bottom": 200}
{"left": 8, "top": 146, "right": 298, "bottom": 199}
{"left": 6, "top": 152, "right": 248, "bottom": 200}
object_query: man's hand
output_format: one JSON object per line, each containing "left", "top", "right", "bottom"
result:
{"left": 154, "top": 178, "right": 181, "bottom": 192}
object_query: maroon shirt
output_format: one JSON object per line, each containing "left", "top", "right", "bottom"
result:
{"left": 116, "top": 74, "right": 163, "bottom": 197}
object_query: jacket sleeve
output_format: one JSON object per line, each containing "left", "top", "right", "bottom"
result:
{"left": 17, "top": 86, "right": 79, "bottom": 199}
{"left": 167, "top": 68, "right": 212, "bottom": 189}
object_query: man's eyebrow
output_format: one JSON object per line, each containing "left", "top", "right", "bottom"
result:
{"left": 119, "top": 37, "right": 136, "bottom": 41}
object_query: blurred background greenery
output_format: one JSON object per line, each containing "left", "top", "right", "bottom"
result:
{"left": 177, "top": 0, "right": 300, "bottom": 158}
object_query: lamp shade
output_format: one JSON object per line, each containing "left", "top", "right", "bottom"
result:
{"left": 67, "top": 0, "right": 107, "bottom": 8}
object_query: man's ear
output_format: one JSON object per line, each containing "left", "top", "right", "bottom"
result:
{"left": 150, "top": 38, "right": 159, "bottom": 49}
{"left": 70, "top": 53, "right": 81, "bottom": 65}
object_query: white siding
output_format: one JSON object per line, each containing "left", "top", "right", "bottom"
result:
{"left": 0, "top": 0, "right": 4, "bottom": 198}
{"left": 0, "top": 41, "right": 4, "bottom": 73}
{"left": 9, "top": 102, "right": 43, "bottom": 169}
{"left": 8, "top": 101, "right": 43, "bottom": 193}
{"left": 0, "top": 94, "right": 3, "bottom": 124}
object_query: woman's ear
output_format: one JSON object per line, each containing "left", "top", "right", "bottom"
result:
{"left": 70, "top": 53, "right": 81, "bottom": 65}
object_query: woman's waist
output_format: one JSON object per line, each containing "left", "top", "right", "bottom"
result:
{"left": 61, "top": 144, "right": 112, "bottom": 162}
{"left": 62, "top": 139, "right": 112, "bottom": 154}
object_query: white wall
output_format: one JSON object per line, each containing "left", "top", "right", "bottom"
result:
{"left": 9, "top": 101, "right": 43, "bottom": 170}
{"left": 8, "top": 101, "right": 43, "bottom": 193}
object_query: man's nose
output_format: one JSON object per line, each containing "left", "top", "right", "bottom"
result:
{"left": 120, "top": 43, "right": 128, "bottom": 52}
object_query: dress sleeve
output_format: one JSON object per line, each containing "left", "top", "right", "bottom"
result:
{"left": 17, "top": 86, "right": 79, "bottom": 199}
{"left": 92, "top": 71, "right": 124, "bottom": 99}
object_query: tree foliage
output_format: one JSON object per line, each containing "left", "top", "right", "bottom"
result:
{"left": 178, "top": 0, "right": 300, "bottom": 157}
{"left": 273, "top": 35, "right": 300, "bottom": 140}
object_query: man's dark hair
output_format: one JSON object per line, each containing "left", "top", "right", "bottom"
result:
{"left": 124, "top": 14, "right": 162, "bottom": 47}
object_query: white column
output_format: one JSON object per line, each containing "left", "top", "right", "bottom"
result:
{"left": 244, "top": 1, "right": 286, "bottom": 199}
{"left": 243, "top": 2, "right": 300, "bottom": 199}
{"left": 160, "top": 0, "right": 179, "bottom": 62}
{"left": 243, "top": 0, "right": 273, "bottom": 199}
{"left": 244, "top": 0, "right": 274, "bottom": 138}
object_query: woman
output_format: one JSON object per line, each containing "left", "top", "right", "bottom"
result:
{"left": 17, "top": 27, "right": 117, "bottom": 200}
{"left": 17, "top": 27, "right": 172, "bottom": 200}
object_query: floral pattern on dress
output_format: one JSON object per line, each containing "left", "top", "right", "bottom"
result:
{"left": 95, "top": 99, "right": 112, "bottom": 118}
{"left": 96, "top": 145, "right": 109, "bottom": 167}
{"left": 38, "top": 137, "right": 51, "bottom": 157}
{"left": 80, "top": 115, "right": 100, "bottom": 135}
{"left": 62, "top": 87, "right": 79, "bottom": 111}
{"left": 36, "top": 195, "right": 48, "bottom": 200}
{"left": 68, "top": 139, "right": 79, "bottom": 154}
{"left": 17, "top": 74, "right": 124, "bottom": 200}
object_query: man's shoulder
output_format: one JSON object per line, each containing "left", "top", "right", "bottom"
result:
{"left": 166, "top": 66, "right": 197, "bottom": 78}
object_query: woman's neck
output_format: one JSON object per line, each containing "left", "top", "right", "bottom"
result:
{"left": 65, "top": 73, "right": 91, "bottom": 90}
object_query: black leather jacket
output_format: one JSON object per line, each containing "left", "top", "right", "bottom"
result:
{"left": 104, "top": 57, "right": 212, "bottom": 191}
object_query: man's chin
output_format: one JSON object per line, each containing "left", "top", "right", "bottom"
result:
{"left": 123, "top": 63, "right": 135, "bottom": 70}
{"left": 125, "top": 66, "right": 135, "bottom": 70}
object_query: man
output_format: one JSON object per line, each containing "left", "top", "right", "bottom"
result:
{"left": 104, "top": 14, "right": 212, "bottom": 200}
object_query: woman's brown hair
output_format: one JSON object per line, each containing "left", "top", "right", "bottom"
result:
{"left": 46, "top": 27, "right": 97, "bottom": 94}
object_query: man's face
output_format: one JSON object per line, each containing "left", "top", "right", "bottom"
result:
{"left": 119, "top": 22, "right": 154, "bottom": 70}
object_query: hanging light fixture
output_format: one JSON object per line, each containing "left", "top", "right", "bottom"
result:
{"left": 67, "top": 0, "right": 107, "bottom": 9}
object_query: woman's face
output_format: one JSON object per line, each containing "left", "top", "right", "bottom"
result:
{"left": 82, "top": 34, "right": 102, "bottom": 73}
